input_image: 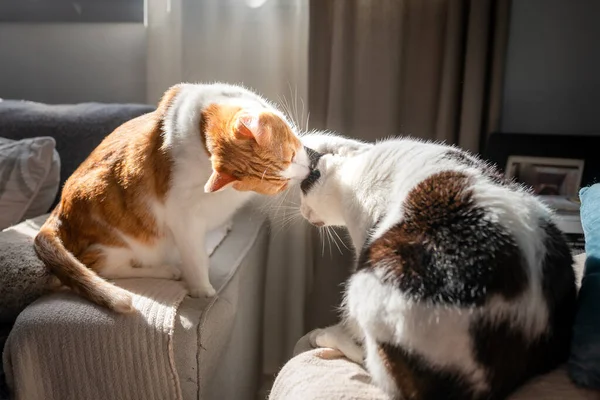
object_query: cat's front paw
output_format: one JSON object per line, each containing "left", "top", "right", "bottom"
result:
{"left": 309, "top": 326, "right": 364, "bottom": 364}
{"left": 309, "top": 328, "right": 326, "bottom": 348}
{"left": 188, "top": 284, "right": 216, "bottom": 298}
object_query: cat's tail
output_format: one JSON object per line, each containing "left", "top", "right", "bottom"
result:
{"left": 34, "top": 227, "right": 134, "bottom": 313}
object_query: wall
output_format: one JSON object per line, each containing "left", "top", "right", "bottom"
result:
{"left": 0, "top": 23, "right": 146, "bottom": 104}
{"left": 500, "top": 0, "right": 600, "bottom": 135}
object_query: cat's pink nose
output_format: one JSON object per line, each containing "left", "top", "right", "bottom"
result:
{"left": 312, "top": 220, "right": 325, "bottom": 227}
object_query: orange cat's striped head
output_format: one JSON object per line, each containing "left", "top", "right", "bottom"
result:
{"left": 201, "top": 103, "right": 311, "bottom": 195}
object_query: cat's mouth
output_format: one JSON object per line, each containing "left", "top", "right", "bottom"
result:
{"left": 300, "top": 204, "right": 325, "bottom": 227}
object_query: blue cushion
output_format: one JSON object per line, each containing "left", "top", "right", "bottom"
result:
{"left": 568, "top": 184, "right": 600, "bottom": 388}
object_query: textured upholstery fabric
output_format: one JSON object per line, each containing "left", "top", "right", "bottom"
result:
{"left": 270, "top": 254, "right": 596, "bottom": 400}
{"left": 3, "top": 208, "right": 269, "bottom": 400}
{"left": 0, "top": 137, "right": 60, "bottom": 229}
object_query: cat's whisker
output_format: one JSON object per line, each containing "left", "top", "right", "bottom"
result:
{"left": 285, "top": 83, "right": 294, "bottom": 120}
{"left": 325, "top": 226, "right": 334, "bottom": 258}
{"left": 294, "top": 85, "right": 304, "bottom": 131}
{"left": 291, "top": 84, "right": 298, "bottom": 130}
{"left": 322, "top": 226, "right": 330, "bottom": 257}
{"left": 326, "top": 226, "right": 344, "bottom": 255}
{"left": 318, "top": 224, "right": 330, "bottom": 257}
{"left": 300, "top": 96, "right": 307, "bottom": 131}
{"left": 272, "top": 211, "right": 303, "bottom": 236}
{"left": 269, "top": 205, "right": 300, "bottom": 210}
{"left": 330, "top": 227, "right": 350, "bottom": 252}
{"left": 277, "top": 95, "right": 290, "bottom": 127}
{"left": 319, "top": 226, "right": 326, "bottom": 257}
{"left": 272, "top": 216, "right": 297, "bottom": 237}
{"left": 293, "top": 85, "right": 303, "bottom": 132}
{"left": 271, "top": 210, "right": 301, "bottom": 219}
{"left": 286, "top": 82, "right": 302, "bottom": 132}
{"left": 274, "top": 211, "right": 302, "bottom": 226}
{"left": 268, "top": 188, "right": 288, "bottom": 217}
{"left": 277, "top": 183, "right": 294, "bottom": 222}
{"left": 278, "top": 93, "right": 300, "bottom": 131}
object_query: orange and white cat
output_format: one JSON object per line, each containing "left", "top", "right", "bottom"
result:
{"left": 34, "top": 83, "right": 311, "bottom": 313}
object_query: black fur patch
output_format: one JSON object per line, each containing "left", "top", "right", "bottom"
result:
{"left": 300, "top": 146, "right": 323, "bottom": 194}
{"left": 300, "top": 169, "right": 321, "bottom": 195}
{"left": 441, "top": 150, "right": 512, "bottom": 187}
{"left": 358, "top": 171, "right": 527, "bottom": 306}
{"left": 539, "top": 221, "right": 577, "bottom": 336}
{"left": 305, "top": 146, "right": 323, "bottom": 168}
{"left": 469, "top": 220, "right": 576, "bottom": 399}
{"left": 471, "top": 318, "right": 557, "bottom": 400}
{"left": 377, "top": 342, "right": 473, "bottom": 400}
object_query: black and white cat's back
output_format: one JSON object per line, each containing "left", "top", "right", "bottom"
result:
{"left": 299, "top": 136, "right": 576, "bottom": 400}
{"left": 349, "top": 166, "right": 574, "bottom": 399}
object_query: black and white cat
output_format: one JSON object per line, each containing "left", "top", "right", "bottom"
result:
{"left": 298, "top": 133, "right": 577, "bottom": 400}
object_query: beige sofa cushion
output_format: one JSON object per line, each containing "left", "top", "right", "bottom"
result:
{"left": 174, "top": 209, "right": 270, "bottom": 399}
{"left": 270, "top": 345, "right": 599, "bottom": 400}
{"left": 269, "top": 252, "right": 595, "bottom": 400}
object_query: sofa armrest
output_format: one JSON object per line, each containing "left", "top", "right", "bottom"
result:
{"left": 2, "top": 206, "right": 269, "bottom": 400}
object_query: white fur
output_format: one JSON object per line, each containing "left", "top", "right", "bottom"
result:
{"left": 347, "top": 269, "right": 489, "bottom": 394}
{"left": 97, "top": 83, "right": 310, "bottom": 297}
{"left": 282, "top": 147, "right": 311, "bottom": 179}
{"left": 299, "top": 134, "right": 557, "bottom": 397}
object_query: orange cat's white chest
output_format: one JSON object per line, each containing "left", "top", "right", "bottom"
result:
{"left": 165, "top": 183, "right": 253, "bottom": 231}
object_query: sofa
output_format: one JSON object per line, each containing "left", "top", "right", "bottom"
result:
{"left": 2, "top": 99, "right": 599, "bottom": 400}
{"left": 0, "top": 100, "right": 270, "bottom": 400}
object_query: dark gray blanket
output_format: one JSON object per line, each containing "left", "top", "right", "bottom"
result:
{"left": 0, "top": 99, "right": 154, "bottom": 207}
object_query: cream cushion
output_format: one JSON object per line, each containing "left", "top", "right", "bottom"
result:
{"left": 269, "top": 253, "right": 598, "bottom": 400}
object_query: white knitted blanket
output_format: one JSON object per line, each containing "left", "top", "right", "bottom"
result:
{"left": 269, "top": 254, "right": 594, "bottom": 400}
{"left": 2, "top": 214, "right": 231, "bottom": 400}
{"left": 270, "top": 331, "right": 599, "bottom": 400}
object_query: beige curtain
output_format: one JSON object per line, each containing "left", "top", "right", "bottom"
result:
{"left": 298, "top": 0, "right": 512, "bottom": 358}
{"left": 309, "top": 0, "right": 510, "bottom": 151}
{"left": 145, "top": 0, "right": 313, "bottom": 389}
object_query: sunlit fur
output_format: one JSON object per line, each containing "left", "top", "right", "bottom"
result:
{"left": 298, "top": 132, "right": 576, "bottom": 400}
{"left": 34, "top": 82, "right": 311, "bottom": 313}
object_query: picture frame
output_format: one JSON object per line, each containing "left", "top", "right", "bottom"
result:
{"left": 504, "top": 155, "right": 585, "bottom": 197}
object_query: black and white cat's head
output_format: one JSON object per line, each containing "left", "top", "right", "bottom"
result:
{"left": 298, "top": 134, "right": 372, "bottom": 228}
{"left": 299, "top": 153, "right": 345, "bottom": 227}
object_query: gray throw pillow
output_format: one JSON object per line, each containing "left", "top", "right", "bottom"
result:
{"left": 0, "top": 137, "right": 60, "bottom": 230}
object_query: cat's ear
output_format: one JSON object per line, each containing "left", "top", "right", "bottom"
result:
{"left": 236, "top": 111, "right": 270, "bottom": 146}
{"left": 204, "top": 170, "right": 239, "bottom": 193}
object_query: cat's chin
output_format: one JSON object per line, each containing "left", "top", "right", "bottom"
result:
{"left": 300, "top": 205, "right": 326, "bottom": 227}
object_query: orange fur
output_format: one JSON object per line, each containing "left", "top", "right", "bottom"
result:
{"left": 34, "top": 84, "right": 302, "bottom": 312}
{"left": 202, "top": 103, "right": 302, "bottom": 195}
